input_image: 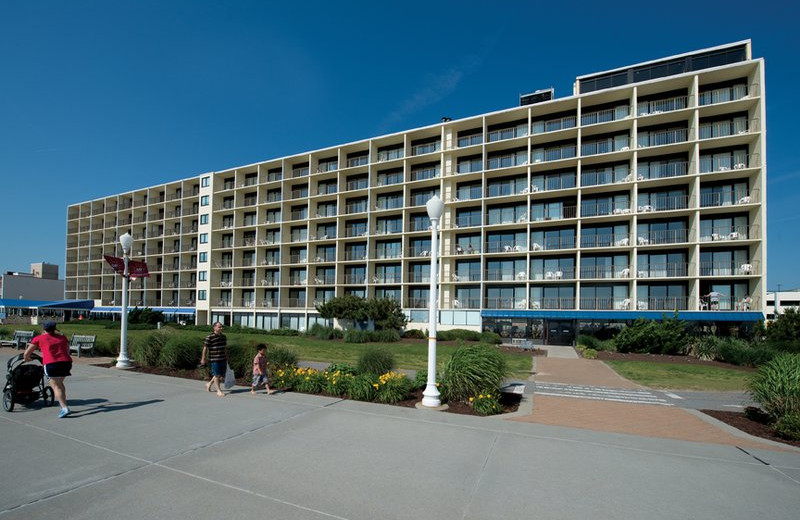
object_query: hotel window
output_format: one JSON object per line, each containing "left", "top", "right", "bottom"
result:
{"left": 198, "top": 290, "right": 206, "bottom": 301}
{"left": 201, "top": 195, "right": 209, "bottom": 206}
{"left": 200, "top": 214, "right": 209, "bottom": 225}
{"left": 199, "top": 271, "right": 207, "bottom": 281}
{"left": 200, "top": 233, "right": 208, "bottom": 244}
{"left": 201, "top": 176, "right": 210, "bottom": 187}
{"left": 199, "top": 252, "right": 207, "bottom": 263}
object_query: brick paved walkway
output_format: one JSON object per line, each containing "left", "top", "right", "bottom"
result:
{"left": 514, "top": 349, "right": 797, "bottom": 452}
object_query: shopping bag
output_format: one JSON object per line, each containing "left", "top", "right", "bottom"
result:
{"left": 223, "top": 366, "right": 235, "bottom": 389}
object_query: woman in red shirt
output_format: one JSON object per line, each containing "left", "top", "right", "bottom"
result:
{"left": 23, "top": 321, "right": 72, "bottom": 418}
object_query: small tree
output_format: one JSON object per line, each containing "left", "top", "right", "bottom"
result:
{"left": 367, "top": 298, "right": 408, "bottom": 331}
{"left": 766, "top": 309, "right": 800, "bottom": 354}
{"left": 316, "top": 294, "right": 369, "bottom": 330}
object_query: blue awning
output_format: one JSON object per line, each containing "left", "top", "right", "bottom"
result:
{"left": 480, "top": 309, "right": 765, "bottom": 322}
{"left": 0, "top": 299, "right": 95, "bottom": 311}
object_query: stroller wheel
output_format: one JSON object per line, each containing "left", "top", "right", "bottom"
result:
{"left": 43, "top": 387, "right": 55, "bottom": 407}
{"left": 2, "top": 389, "right": 14, "bottom": 412}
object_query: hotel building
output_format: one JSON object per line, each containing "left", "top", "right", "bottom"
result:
{"left": 66, "top": 41, "right": 766, "bottom": 344}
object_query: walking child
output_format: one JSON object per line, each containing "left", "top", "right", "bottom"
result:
{"left": 251, "top": 344, "right": 274, "bottom": 394}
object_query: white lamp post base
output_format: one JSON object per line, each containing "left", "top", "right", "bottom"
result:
{"left": 115, "top": 355, "right": 133, "bottom": 369}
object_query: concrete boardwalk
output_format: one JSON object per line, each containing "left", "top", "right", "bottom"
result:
{"left": 1, "top": 350, "right": 800, "bottom": 519}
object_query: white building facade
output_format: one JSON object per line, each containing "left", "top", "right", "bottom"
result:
{"left": 66, "top": 41, "right": 767, "bottom": 344}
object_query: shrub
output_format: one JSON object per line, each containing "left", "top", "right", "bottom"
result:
{"left": 93, "top": 336, "right": 118, "bottom": 357}
{"left": 369, "top": 329, "right": 401, "bottom": 342}
{"left": 224, "top": 341, "right": 257, "bottom": 379}
{"left": 766, "top": 308, "right": 800, "bottom": 354}
{"left": 347, "top": 373, "right": 379, "bottom": 401}
{"left": 308, "top": 323, "right": 342, "bottom": 340}
{"left": 441, "top": 344, "right": 509, "bottom": 402}
{"left": 748, "top": 354, "right": 800, "bottom": 421}
{"left": 613, "top": 315, "right": 688, "bottom": 355}
{"left": 412, "top": 369, "right": 429, "bottom": 390}
{"left": 357, "top": 347, "right": 395, "bottom": 375}
{"left": 774, "top": 414, "right": 800, "bottom": 441}
{"left": 326, "top": 362, "right": 357, "bottom": 375}
{"left": 0, "top": 327, "right": 11, "bottom": 337}
{"left": 479, "top": 331, "right": 503, "bottom": 344}
{"left": 577, "top": 334, "right": 602, "bottom": 350}
{"left": 265, "top": 328, "right": 301, "bottom": 336}
{"left": 581, "top": 347, "right": 598, "bottom": 359}
{"left": 402, "top": 329, "right": 426, "bottom": 339}
{"left": 717, "top": 338, "right": 776, "bottom": 367}
{"left": 272, "top": 366, "right": 297, "bottom": 390}
{"left": 374, "top": 371, "right": 413, "bottom": 403}
{"left": 130, "top": 331, "right": 171, "bottom": 367}
{"left": 438, "top": 329, "right": 481, "bottom": 342}
{"left": 470, "top": 392, "right": 503, "bottom": 416}
{"left": 265, "top": 346, "right": 298, "bottom": 368}
{"left": 159, "top": 335, "right": 202, "bottom": 370}
{"left": 344, "top": 330, "right": 371, "bottom": 343}
{"left": 694, "top": 336, "right": 722, "bottom": 360}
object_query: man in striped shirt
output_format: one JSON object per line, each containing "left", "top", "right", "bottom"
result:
{"left": 201, "top": 322, "right": 228, "bottom": 396}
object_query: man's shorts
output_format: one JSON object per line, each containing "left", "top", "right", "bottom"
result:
{"left": 252, "top": 374, "right": 268, "bottom": 387}
{"left": 209, "top": 360, "right": 227, "bottom": 377}
{"left": 45, "top": 361, "right": 72, "bottom": 378}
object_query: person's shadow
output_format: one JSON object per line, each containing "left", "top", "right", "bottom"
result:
{"left": 64, "top": 398, "right": 164, "bottom": 417}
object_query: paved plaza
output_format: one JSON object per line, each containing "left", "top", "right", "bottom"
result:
{"left": 0, "top": 348, "right": 798, "bottom": 519}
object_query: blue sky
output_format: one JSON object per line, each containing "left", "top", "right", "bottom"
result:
{"left": 1, "top": 1, "right": 798, "bottom": 290}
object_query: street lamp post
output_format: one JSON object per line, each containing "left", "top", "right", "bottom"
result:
{"left": 117, "top": 232, "right": 134, "bottom": 369}
{"left": 422, "top": 195, "right": 444, "bottom": 408}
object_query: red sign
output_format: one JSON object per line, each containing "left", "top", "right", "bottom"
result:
{"left": 104, "top": 255, "right": 151, "bottom": 279}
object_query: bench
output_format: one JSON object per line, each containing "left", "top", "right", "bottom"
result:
{"left": 0, "top": 330, "right": 35, "bottom": 349}
{"left": 510, "top": 338, "right": 534, "bottom": 350}
{"left": 69, "top": 334, "right": 97, "bottom": 358}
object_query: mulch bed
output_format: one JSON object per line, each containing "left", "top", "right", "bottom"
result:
{"left": 100, "top": 363, "right": 520, "bottom": 417}
{"left": 595, "top": 351, "right": 755, "bottom": 372}
{"left": 701, "top": 408, "right": 800, "bottom": 449}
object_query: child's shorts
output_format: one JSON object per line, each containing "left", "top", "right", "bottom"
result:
{"left": 252, "top": 374, "right": 269, "bottom": 387}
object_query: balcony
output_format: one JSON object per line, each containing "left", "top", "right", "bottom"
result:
{"left": 700, "top": 224, "right": 758, "bottom": 242}
{"left": 699, "top": 118, "right": 755, "bottom": 139}
{"left": 457, "top": 158, "right": 483, "bottom": 174}
{"left": 581, "top": 105, "right": 629, "bottom": 126}
{"left": 581, "top": 201, "right": 631, "bottom": 218}
{"left": 698, "top": 83, "right": 750, "bottom": 106}
{"left": 486, "top": 298, "right": 538, "bottom": 310}
{"left": 262, "top": 298, "right": 279, "bottom": 308}
{"left": 581, "top": 138, "right": 630, "bottom": 156}
{"left": 488, "top": 124, "right": 528, "bottom": 142}
{"left": 636, "top": 296, "right": 689, "bottom": 311}
{"left": 287, "top": 298, "right": 307, "bottom": 308}
{"left": 410, "top": 166, "right": 440, "bottom": 181}
{"left": 700, "top": 189, "right": 758, "bottom": 208}
{"left": 699, "top": 261, "right": 757, "bottom": 276}
{"left": 530, "top": 237, "right": 575, "bottom": 251}
{"left": 581, "top": 234, "right": 631, "bottom": 248}
{"left": 485, "top": 242, "right": 525, "bottom": 254}
{"left": 411, "top": 141, "right": 441, "bottom": 156}
{"left": 636, "top": 263, "right": 689, "bottom": 278}
{"left": 580, "top": 297, "right": 634, "bottom": 310}
{"left": 457, "top": 134, "right": 483, "bottom": 147}
{"left": 699, "top": 153, "right": 756, "bottom": 174}
{"left": 377, "top": 148, "right": 404, "bottom": 162}
{"left": 452, "top": 186, "right": 482, "bottom": 201}
{"left": 406, "top": 298, "right": 430, "bottom": 309}
{"left": 292, "top": 166, "right": 309, "bottom": 178}
{"left": 371, "top": 274, "right": 402, "bottom": 284}
{"left": 579, "top": 265, "right": 633, "bottom": 280}
{"left": 347, "top": 155, "right": 369, "bottom": 168}
{"left": 637, "top": 128, "right": 688, "bottom": 148}
{"left": 289, "top": 277, "right": 308, "bottom": 286}
{"left": 451, "top": 298, "right": 481, "bottom": 309}
{"left": 637, "top": 95, "right": 689, "bottom": 116}
{"left": 699, "top": 295, "right": 756, "bottom": 312}
{"left": 486, "top": 269, "right": 527, "bottom": 282}
{"left": 637, "top": 160, "right": 688, "bottom": 180}
{"left": 260, "top": 278, "right": 279, "bottom": 287}
{"left": 637, "top": 194, "right": 689, "bottom": 213}
{"left": 344, "top": 251, "right": 368, "bottom": 261}
{"left": 636, "top": 228, "right": 688, "bottom": 246}
{"left": 532, "top": 144, "right": 577, "bottom": 163}
{"left": 531, "top": 205, "right": 577, "bottom": 221}
{"left": 407, "top": 273, "right": 431, "bottom": 283}
{"left": 408, "top": 246, "right": 432, "bottom": 257}
{"left": 532, "top": 116, "right": 576, "bottom": 134}
{"left": 312, "top": 275, "right": 336, "bottom": 285}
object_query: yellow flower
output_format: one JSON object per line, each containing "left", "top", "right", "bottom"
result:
{"left": 372, "top": 383, "right": 379, "bottom": 389}
{"left": 469, "top": 397, "right": 474, "bottom": 402}
{"left": 487, "top": 394, "right": 492, "bottom": 398}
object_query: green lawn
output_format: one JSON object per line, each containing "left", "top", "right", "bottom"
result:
{"left": 13, "top": 323, "right": 533, "bottom": 377}
{"left": 604, "top": 360, "right": 753, "bottom": 391}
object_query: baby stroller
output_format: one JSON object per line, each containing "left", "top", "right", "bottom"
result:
{"left": 3, "top": 353, "right": 54, "bottom": 412}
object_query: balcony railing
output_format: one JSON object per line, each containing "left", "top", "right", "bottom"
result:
{"left": 411, "top": 141, "right": 441, "bottom": 155}
{"left": 580, "top": 234, "right": 631, "bottom": 248}
{"left": 637, "top": 95, "right": 688, "bottom": 116}
{"left": 377, "top": 172, "right": 404, "bottom": 186}
{"left": 344, "top": 251, "right": 368, "bottom": 261}
{"left": 580, "top": 139, "right": 630, "bottom": 156}
{"left": 457, "top": 134, "right": 483, "bottom": 147}
{"left": 530, "top": 205, "right": 577, "bottom": 221}
{"left": 581, "top": 105, "right": 629, "bottom": 126}
{"left": 451, "top": 298, "right": 481, "bottom": 309}
{"left": 377, "top": 148, "right": 404, "bottom": 162}
{"left": 636, "top": 263, "right": 689, "bottom": 278}
{"left": 579, "top": 265, "right": 633, "bottom": 279}
{"left": 347, "top": 155, "right": 369, "bottom": 168}
{"left": 699, "top": 153, "right": 756, "bottom": 173}
{"left": 532, "top": 116, "right": 576, "bottom": 134}
{"left": 289, "top": 277, "right": 308, "bottom": 286}
{"left": 451, "top": 271, "right": 482, "bottom": 282}
{"left": 700, "top": 189, "right": 757, "bottom": 208}
{"left": 374, "top": 249, "right": 403, "bottom": 259}
{"left": 312, "top": 275, "right": 336, "bottom": 284}
{"left": 700, "top": 224, "right": 757, "bottom": 242}
{"left": 287, "top": 298, "right": 307, "bottom": 307}
{"left": 530, "top": 237, "right": 576, "bottom": 251}
{"left": 408, "top": 246, "right": 432, "bottom": 257}
{"left": 485, "top": 269, "right": 526, "bottom": 281}
{"left": 699, "top": 118, "right": 754, "bottom": 139}
{"left": 637, "top": 128, "right": 688, "bottom": 148}
{"left": 410, "top": 166, "right": 440, "bottom": 181}
{"left": 580, "top": 297, "right": 634, "bottom": 310}
{"left": 525, "top": 298, "right": 576, "bottom": 310}
{"left": 636, "top": 228, "right": 689, "bottom": 246}
{"left": 292, "top": 167, "right": 309, "bottom": 178}
{"left": 406, "top": 298, "right": 430, "bottom": 309}
{"left": 260, "top": 278, "right": 279, "bottom": 286}
{"left": 532, "top": 144, "right": 577, "bottom": 163}
{"left": 452, "top": 186, "right": 482, "bottom": 201}
{"left": 581, "top": 201, "right": 631, "bottom": 218}
{"left": 371, "top": 274, "right": 402, "bottom": 284}
{"left": 488, "top": 124, "right": 528, "bottom": 142}
{"left": 699, "top": 261, "right": 757, "bottom": 276}
{"left": 485, "top": 242, "right": 525, "bottom": 254}
{"left": 637, "top": 161, "right": 689, "bottom": 180}
{"left": 262, "top": 298, "right": 279, "bottom": 308}
{"left": 699, "top": 295, "right": 756, "bottom": 312}
{"left": 637, "top": 194, "right": 690, "bottom": 212}
{"left": 698, "top": 83, "right": 750, "bottom": 106}
{"left": 457, "top": 158, "right": 483, "bottom": 174}
{"left": 407, "top": 273, "right": 431, "bottom": 283}
{"left": 636, "top": 296, "right": 689, "bottom": 311}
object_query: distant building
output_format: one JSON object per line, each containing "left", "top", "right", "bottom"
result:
{"left": 1, "top": 263, "right": 64, "bottom": 301}
{"left": 766, "top": 290, "right": 800, "bottom": 320}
